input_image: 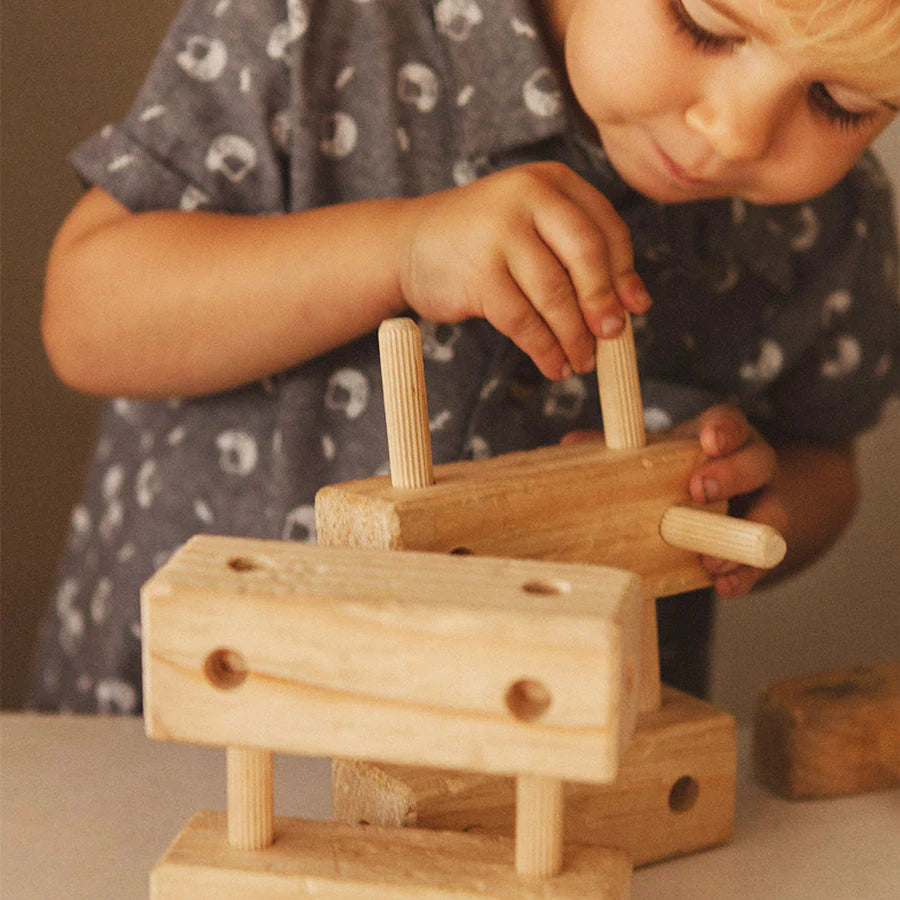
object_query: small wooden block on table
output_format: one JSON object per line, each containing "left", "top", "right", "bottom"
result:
{"left": 753, "top": 661, "right": 900, "bottom": 799}
{"left": 151, "top": 812, "right": 632, "bottom": 900}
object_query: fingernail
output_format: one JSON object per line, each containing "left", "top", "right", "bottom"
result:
{"left": 600, "top": 313, "right": 624, "bottom": 338}
{"left": 560, "top": 362, "right": 573, "bottom": 380}
{"left": 702, "top": 476, "right": 720, "bottom": 502}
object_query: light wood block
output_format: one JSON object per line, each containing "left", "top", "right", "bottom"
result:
{"left": 753, "top": 661, "right": 900, "bottom": 799}
{"left": 333, "top": 686, "right": 737, "bottom": 867}
{"left": 150, "top": 812, "right": 632, "bottom": 899}
{"left": 316, "top": 437, "right": 726, "bottom": 599}
{"left": 142, "top": 535, "right": 642, "bottom": 783}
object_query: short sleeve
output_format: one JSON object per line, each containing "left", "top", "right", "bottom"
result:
{"left": 69, "top": 0, "right": 294, "bottom": 214}
{"left": 760, "top": 154, "right": 900, "bottom": 444}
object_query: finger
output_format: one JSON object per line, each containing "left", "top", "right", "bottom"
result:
{"left": 713, "top": 565, "right": 763, "bottom": 598}
{"left": 560, "top": 429, "right": 605, "bottom": 445}
{"left": 694, "top": 405, "right": 752, "bottom": 457}
{"left": 700, "top": 554, "right": 741, "bottom": 575}
{"left": 689, "top": 437, "right": 777, "bottom": 503}
{"left": 483, "top": 265, "right": 572, "bottom": 380}
{"left": 506, "top": 235, "right": 596, "bottom": 374}
{"left": 531, "top": 178, "right": 651, "bottom": 337}
{"left": 552, "top": 171, "right": 653, "bottom": 318}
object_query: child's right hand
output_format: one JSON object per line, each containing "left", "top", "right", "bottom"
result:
{"left": 398, "top": 162, "right": 652, "bottom": 380}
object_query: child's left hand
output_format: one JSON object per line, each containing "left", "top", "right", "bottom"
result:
{"left": 563, "top": 404, "right": 787, "bottom": 598}
{"left": 672, "top": 405, "right": 787, "bottom": 598}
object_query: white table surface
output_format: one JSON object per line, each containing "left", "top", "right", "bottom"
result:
{"left": 2, "top": 712, "right": 898, "bottom": 899}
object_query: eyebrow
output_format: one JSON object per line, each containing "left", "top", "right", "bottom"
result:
{"left": 702, "top": 0, "right": 776, "bottom": 41}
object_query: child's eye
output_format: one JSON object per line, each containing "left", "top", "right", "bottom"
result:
{"left": 666, "top": 0, "right": 743, "bottom": 54}
{"left": 807, "top": 83, "right": 877, "bottom": 131}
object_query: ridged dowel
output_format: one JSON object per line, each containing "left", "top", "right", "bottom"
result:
{"left": 227, "top": 746, "right": 274, "bottom": 850}
{"left": 596, "top": 313, "right": 659, "bottom": 710}
{"left": 596, "top": 314, "right": 646, "bottom": 450}
{"left": 660, "top": 506, "right": 787, "bottom": 569}
{"left": 378, "top": 318, "right": 435, "bottom": 489}
{"left": 515, "top": 774, "right": 564, "bottom": 877}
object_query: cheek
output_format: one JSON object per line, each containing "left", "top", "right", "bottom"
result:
{"left": 564, "top": 3, "right": 691, "bottom": 124}
{"left": 759, "top": 129, "right": 874, "bottom": 203}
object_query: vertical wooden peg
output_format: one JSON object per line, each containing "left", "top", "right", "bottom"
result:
{"left": 515, "top": 774, "right": 564, "bottom": 878}
{"left": 596, "top": 314, "right": 660, "bottom": 713}
{"left": 227, "top": 746, "right": 274, "bottom": 850}
{"left": 379, "top": 318, "right": 435, "bottom": 489}
{"left": 595, "top": 314, "right": 646, "bottom": 451}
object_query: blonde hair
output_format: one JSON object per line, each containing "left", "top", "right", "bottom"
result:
{"left": 765, "top": 0, "right": 900, "bottom": 99}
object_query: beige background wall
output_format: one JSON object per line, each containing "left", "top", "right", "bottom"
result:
{"left": 2, "top": 2, "right": 898, "bottom": 718}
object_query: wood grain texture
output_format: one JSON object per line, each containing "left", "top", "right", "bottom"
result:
{"left": 595, "top": 315, "right": 646, "bottom": 451}
{"left": 142, "top": 535, "right": 643, "bottom": 783}
{"left": 333, "top": 686, "right": 737, "bottom": 867}
{"left": 753, "top": 661, "right": 900, "bottom": 799}
{"left": 150, "top": 812, "right": 632, "bottom": 899}
{"left": 379, "top": 318, "right": 434, "bottom": 489}
{"left": 316, "top": 437, "right": 726, "bottom": 599}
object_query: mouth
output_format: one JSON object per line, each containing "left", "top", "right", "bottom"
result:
{"left": 653, "top": 141, "right": 711, "bottom": 188}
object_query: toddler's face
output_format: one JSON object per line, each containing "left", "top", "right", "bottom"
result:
{"left": 549, "top": 0, "right": 897, "bottom": 204}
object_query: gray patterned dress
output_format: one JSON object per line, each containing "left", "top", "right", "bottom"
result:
{"left": 29, "top": 0, "right": 899, "bottom": 713}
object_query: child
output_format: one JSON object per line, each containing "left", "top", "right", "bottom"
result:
{"left": 30, "top": 0, "right": 899, "bottom": 713}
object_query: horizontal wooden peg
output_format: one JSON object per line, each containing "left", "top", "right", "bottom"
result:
{"left": 659, "top": 506, "right": 786, "bottom": 569}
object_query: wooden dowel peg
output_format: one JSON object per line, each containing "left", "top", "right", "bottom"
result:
{"left": 596, "top": 314, "right": 646, "bottom": 451}
{"left": 378, "top": 318, "right": 435, "bottom": 489}
{"left": 227, "top": 746, "right": 274, "bottom": 850}
{"left": 515, "top": 774, "right": 564, "bottom": 878}
{"left": 660, "top": 506, "right": 787, "bottom": 570}
{"left": 597, "top": 313, "right": 658, "bottom": 712}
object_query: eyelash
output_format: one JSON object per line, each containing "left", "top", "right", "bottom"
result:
{"left": 665, "top": 0, "right": 877, "bottom": 131}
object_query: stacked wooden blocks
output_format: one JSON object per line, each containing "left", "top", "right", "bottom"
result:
{"left": 142, "top": 317, "right": 786, "bottom": 896}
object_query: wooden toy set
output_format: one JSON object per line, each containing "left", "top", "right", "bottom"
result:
{"left": 142, "top": 317, "right": 786, "bottom": 897}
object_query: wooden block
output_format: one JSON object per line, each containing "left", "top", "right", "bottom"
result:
{"left": 333, "top": 686, "right": 736, "bottom": 867}
{"left": 316, "top": 437, "right": 726, "bottom": 599}
{"left": 753, "top": 661, "right": 900, "bottom": 799}
{"left": 142, "top": 535, "right": 642, "bottom": 783}
{"left": 151, "top": 812, "right": 632, "bottom": 899}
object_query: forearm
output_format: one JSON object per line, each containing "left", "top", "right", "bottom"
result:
{"left": 758, "top": 441, "right": 859, "bottom": 585}
{"left": 43, "top": 189, "right": 413, "bottom": 398}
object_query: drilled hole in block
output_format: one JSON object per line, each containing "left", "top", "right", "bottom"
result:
{"left": 668, "top": 775, "right": 699, "bottom": 813}
{"left": 204, "top": 648, "right": 248, "bottom": 690}
{"left": 521, "top": 579, "right": 570, "bottom": 596}
{"left": 228, "top": 557, "right": 258, "bottom": 572}
{"left": 506, "top": 679, "right": 552, "bottom": 721}
{"left": 449, "top": 547, "right": 473, "bottom": 555}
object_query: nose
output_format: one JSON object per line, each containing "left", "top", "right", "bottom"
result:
{"left": 685, "top": 79, "right": 785, "bottom": 163}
